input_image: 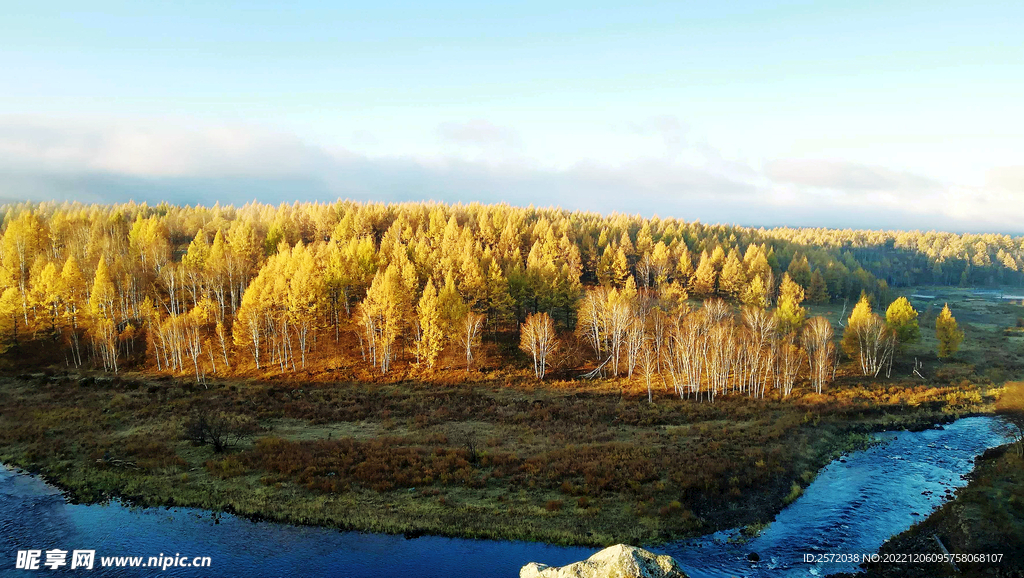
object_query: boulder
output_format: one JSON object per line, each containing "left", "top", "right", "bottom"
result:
{"left": 520, "top": 544, "right": 687, "bottom": 578}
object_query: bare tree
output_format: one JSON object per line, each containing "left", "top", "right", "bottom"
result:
{"left": 577, "top": 288, "right": 607, "bottom": 369}
{"left": 742, "top": 307, "right": 776, "bottom": 397}
{"left": 649, "top": 307, "right": 668, "bottom": 387}
{"left": 520, "top": 312, "right": 558, "bottom": 379}
{"left": 637, "top": 336, "right": 659, "bottom": 403}
{"left": 576, "top": 285, "right": 637, "bottom": 377}
{"left": 624, "top": 316, "right": 645, "bottom": 378}
{"left": 803, "top": 316, "right": 836, "bottom": 394}
{"left": 183, "top": 407, "right": 260, "bottom": 453}
{"left": 664, "top": 307, "right": 705, "bottom": 400}
{"left": 705, "top": 321, "right": 735, "bottom": 402}
{"left": 776, "top": 334, "right": 802, "bottom": 397}
{"left": 458, "top": 312, "right": 485, "bottom": 371}
{"left": 854, "top": 315, "right": 896, "bottom": 377}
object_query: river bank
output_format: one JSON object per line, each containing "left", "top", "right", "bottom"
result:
{"left": 2, "top": 416, "right": 1010, "bottom": 577}
{"left": 0, "top": 369, "right": 991, "bottom": 547}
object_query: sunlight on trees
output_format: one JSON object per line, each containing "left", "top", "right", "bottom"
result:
{"left": 885, "top": 296, "right": 920, "bottom": 349}
{"left": 936, "top": 303, "right": 964, "bottom": 359}
{"left": 520, "top": 312, "right": 557, "bottom": 379}
{"left": 0, "top": 199, "right": 998, "bottom": 398}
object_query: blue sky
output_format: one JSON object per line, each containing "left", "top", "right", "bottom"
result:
{"left": 2, "top": 1, "right": 1023, "bottom": 231}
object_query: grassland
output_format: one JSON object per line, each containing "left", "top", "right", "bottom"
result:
{"left": 0, "top": 288, "right": 1021, "bottom": 547}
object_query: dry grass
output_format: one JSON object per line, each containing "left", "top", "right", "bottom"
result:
{"left": 0, "top": 286, "right": 1018, "bottom": 546}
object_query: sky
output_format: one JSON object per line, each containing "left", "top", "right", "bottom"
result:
{"left": 1, "top": 1, "right": 1023, "bottom": 232}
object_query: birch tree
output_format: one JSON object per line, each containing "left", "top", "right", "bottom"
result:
{"left": 803, "top": 316, "right": 835, "bottom": 393}
{"left": 520, "top": 312, "right": 557, "bottom": 379}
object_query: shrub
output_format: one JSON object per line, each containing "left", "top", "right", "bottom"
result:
{"left": 183, "top": 407, "right": 260, "bottom": 452}
{"left": 783, "top": 482, "right": 803, "bottom": 504}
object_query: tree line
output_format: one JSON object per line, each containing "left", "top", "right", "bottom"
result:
{"left": 0, "top": 200, "right": 972, "bottom": 392}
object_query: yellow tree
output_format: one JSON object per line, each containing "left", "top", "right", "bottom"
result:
{"left": 206, "top": 229, "right": 231, "bottom": 322}
{"left": 1, "top": 211, "right": 49, "bottom": 324}
{"left": 183, "top": 298, "right": 215, "bottom": 384}
{"left": 31, "top": 261, "right": 61, "bottom": 339}
{"left": 288, "top": 243, "right": 324, "bottom": 369}
{"left": 459, "top": 249, "right": 488, "bottom": 310}
{"left": 842, "top": 294, "right": 896, "bottom": 376}
{"left": 323, "top": 234, "right": 377, "bottom": 327}
{"left": 690, "top": 250, "right": 717, "bottom": 297}
{"left": 0, "top": 287, "right": 22, "bottom": 351}
{"left": 127, "top": 214, "right": 171, "bottom": 318}
{"left": 650, "top": 241, "right": 672, "bottom": 288}
{"left": 675, "top": 246, "right": 695, "bottom": 286}
{"left": 58, "top": 256, "right": 87, "bottom": 366}
{"left": 438, "top": 274, "right": 468, "bottom": 339}
{"left": 935, "top": 303, "right": 964, "bottom": 359}
{"left": 415, "top": 277, "right": 445, "bottom": 368}
{"left": 526, "top": 236, "right": 561, "bottom": 309}
{"left": 233, "top": 275, "right": 266, "bottom": 370}
{"left": 227, "top": 220, "right": 262, "bottom": 313}
{"left": 774, "top": 273, "right": 806, "bottom": 334}
{"left": 841, "top": 293, "right": 873, "bottom": 359}
{"left": 743, "top": 244, "right": 771, "bottom": 282}
{"left": 742, "top": 274, "right": 768, "bottom": 309}
{"left": 596, "top": 244, "right": 628, "bottom": 288}
{"left": 885, "top": 296, "right": 920, "bottom": 348}
{"left": 660, "top": 279, "right": 689, "bottom": 313}
{"left": 182, "top": 229, "right": 209, "bottom": 308}
{"left": 89, "top": 257, "right": 119, "bottom": 372}
{"left": 718, "top": 249, "right": 746, "bottom": 298}
{"left": 357, "top": 263, "right": 410, "bottom": 373}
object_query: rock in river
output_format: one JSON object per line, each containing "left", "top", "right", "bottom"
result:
{"left": 520, "top": 544, "right": 687, "bottom": 578}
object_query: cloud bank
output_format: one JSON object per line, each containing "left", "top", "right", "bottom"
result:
{"left": 0, "top": 117, "right": 1020, "bottom": 233}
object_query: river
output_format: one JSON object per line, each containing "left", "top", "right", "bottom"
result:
{"left": 0, "top": 416, "right": 1009, "bottom": 577}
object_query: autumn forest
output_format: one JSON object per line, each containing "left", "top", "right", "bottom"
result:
{"left": 0, "top": 200, "right": 999, "bottom": 388}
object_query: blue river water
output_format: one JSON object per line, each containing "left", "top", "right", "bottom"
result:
{"left": 0, "top": 416, "right": 1010, "bottom": 577}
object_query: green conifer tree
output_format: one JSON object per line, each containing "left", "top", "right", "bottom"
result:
{"left": 807, "top": 270, "right": 829, "bottom": 304}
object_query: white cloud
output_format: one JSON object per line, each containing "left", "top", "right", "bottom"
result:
{"left": 764, "top": 159, "right": 942, "bottom": 195}
{"left": 0, "top": 118, "right": 339, "bottom": 178}
{"left": 437, "top": 119, "right": 520, "bottom": 148}
{"left": 1, "top": 116, "right": 1022, "bottom": 233}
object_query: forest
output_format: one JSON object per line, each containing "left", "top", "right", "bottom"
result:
{"left": 0, "top": 199, "right": 996, "bottom": 386}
